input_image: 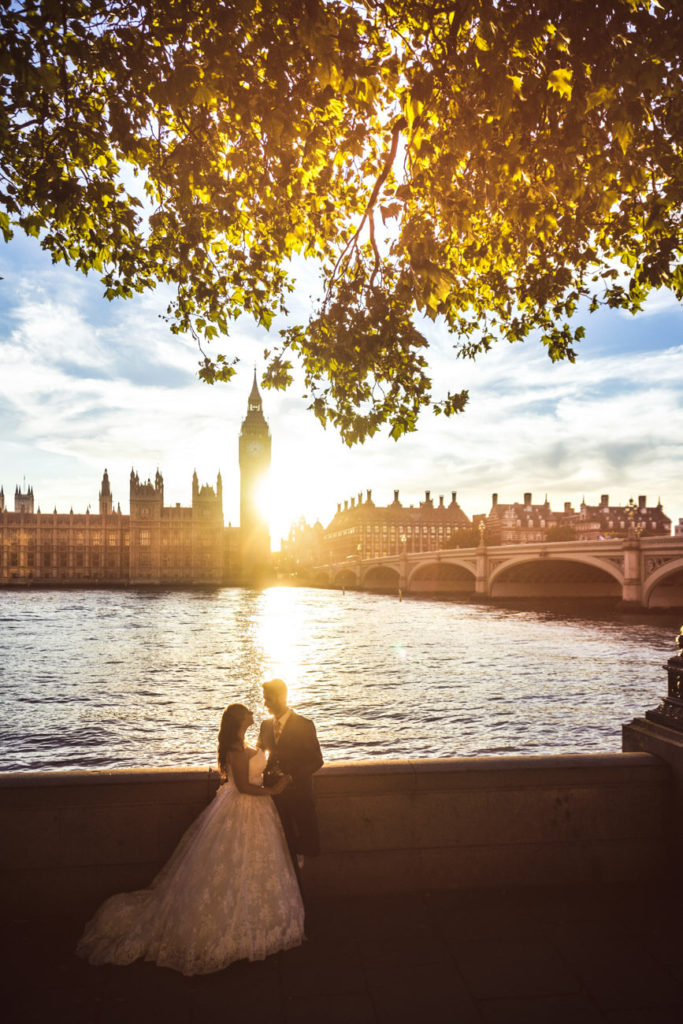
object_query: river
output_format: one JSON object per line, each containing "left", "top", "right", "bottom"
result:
{"left": 0, "top": 587, "right": 679, "bottom": 771}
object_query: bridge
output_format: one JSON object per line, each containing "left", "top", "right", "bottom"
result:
{"left": 305, "top": 535, "right": 683, "bottom": 609}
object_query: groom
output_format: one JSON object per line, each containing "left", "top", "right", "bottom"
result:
{"left": 258, "top": 678, "right": 323, "bottom": 869}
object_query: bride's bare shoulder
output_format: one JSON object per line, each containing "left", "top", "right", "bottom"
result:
{"left": 244, "top": 745, "right": 259, "bottom": 758}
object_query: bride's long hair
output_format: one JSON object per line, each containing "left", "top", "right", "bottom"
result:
{"left": 217, "top": 703, "right": 249, "bottom": 780}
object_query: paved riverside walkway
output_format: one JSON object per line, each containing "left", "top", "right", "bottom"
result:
{"left": 3, "top": 883, "right": 683, "bottom": 1024}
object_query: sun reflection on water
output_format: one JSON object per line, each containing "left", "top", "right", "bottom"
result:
{"left": 254, "top": 587, "right": 307, "bottom": 702}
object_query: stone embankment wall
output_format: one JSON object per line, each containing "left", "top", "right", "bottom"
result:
{"left": 0, "top": 753, "right": 672, "bottom": 919}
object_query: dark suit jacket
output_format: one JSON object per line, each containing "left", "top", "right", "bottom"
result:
{"left": 258, "top": 711, "right": 323, "bottom": 856}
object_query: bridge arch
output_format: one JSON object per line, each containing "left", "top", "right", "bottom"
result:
{"left": 488, "top": 555, "right": 622, "bottom": 600}
{"left": 407, "top": 558, "right": 476, "bottom": 594}
{"left": 333, "top": 567, "right": 359, "bottom": 589}
{"left": 309, "top": 569, "right": 331, "bottom": 587}
{"left": 362, "top": 564, "right": 401, "bottom": 592}
{"left": 644, "top": 557, "right": 683, "bottom": 608}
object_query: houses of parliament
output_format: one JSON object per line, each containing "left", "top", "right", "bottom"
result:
{"left": 0, "top": 376, "right": 272, "bottom": 586}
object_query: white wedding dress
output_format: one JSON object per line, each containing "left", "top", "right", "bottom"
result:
{"left": 77, "top": 749, "right": 304, "bottom": 975}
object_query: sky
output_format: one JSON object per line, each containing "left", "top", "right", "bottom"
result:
{"left": 0, "top": 231, "right": 682, "bottom": 549}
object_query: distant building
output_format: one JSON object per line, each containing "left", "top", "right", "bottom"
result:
{"left": 128, "top": 467, "right": 226, "bottom": 585}
{"left": 14, "top": 484, "right": 34, "bottom": 514}
{"left": 283, "top": 488, "right": 672, "bottom": 570}
{"left": 483, "top": 492, "right": 558, "bottom": 545}
{"left": 480, "top": 491, "right": 670, "bottom": 544}
{"left": 279, "top": 518, "right": 325, "bottom": 574}
{"left": 566, "top": 494, "right": 670, "bottom": 540}
{"left": 0, "top": 476, "right": 129, "bottom": 584}
{"left": 675, "top": 518, "right": 683, "bottom": 538}
{"left": 0, "top": 381, "right": 272, "bottom": 586}
{"left": 282, "top": 490, "right": 472, "bottom": 567}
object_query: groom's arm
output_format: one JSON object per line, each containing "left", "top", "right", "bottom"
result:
{"left": 295, "top": 719, "right": 323, "bottom": 777}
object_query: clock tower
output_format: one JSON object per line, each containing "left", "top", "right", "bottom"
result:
{"left": 238, "top": 371, "right": 272, "bottom": 577}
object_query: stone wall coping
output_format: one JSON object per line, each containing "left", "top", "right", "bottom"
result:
{"left": 0, "top": 751, "right": 665, "bottom": 790}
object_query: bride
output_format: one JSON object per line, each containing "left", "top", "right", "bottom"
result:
{"left": 77, "top": 703, "right": 305, "bottom": 975}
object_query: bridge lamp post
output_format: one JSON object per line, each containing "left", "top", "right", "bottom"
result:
{"left": 399, "top": 534, "right": 407, "bottom": 599}
{"left": 624, "top": 629, "right": 683, "bottom": 860}
{"left": 645, "top": 628, "right": 683, "bottom": 732}
{"left": 624, "top": 498, "right": 644, "bottom": 540}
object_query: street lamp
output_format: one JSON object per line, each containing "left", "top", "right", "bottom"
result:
{"left": 624, "top": 498, "right": 644, "bottom": 539}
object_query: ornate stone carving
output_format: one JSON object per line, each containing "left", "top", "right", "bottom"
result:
{"left": 645, "top": 556, "right": 678, "bottom": 576}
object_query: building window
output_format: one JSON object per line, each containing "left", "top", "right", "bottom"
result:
{"left": 139, "top": 530, "right": 150, "bottom": 546}
{"left": 91, "top": 531, "right": 102, "bottom": 546}
{"left": 108, "top": 533, "right": 117, "bottom": 546}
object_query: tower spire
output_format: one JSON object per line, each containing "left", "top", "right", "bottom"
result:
{"left": 248, "top": 368, "right": 262, "bottom": 411}
{"left": 99, "top": 468, "right": 113, "bottom": 515}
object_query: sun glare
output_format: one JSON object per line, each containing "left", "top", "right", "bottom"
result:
{"left": 255, "top": 588, "right": 306, "bottom": 696}
{"left": 254, "top": 476, "right": 272, "bottom": 521}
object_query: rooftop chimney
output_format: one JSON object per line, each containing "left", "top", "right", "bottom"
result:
{"left": 524, "top": 492, "right": 532, "bottom": 506}
{"left": 451, "top": 491, "right": 457, "bottom": 505}
{"left": 601, "top": 494, "right": 609, "bottom": 507}
{"left": 439, "top": 495, "right": 444, "bottom": 508}
{"left": 564, "top": 501, "right": 572, "bottom": 513}
{"left": 366, "top": 489, "right": 372, "bottom": 503}
{"left": 394, "top": 489, "right": 399, "bottom": 503}
{"left": 638, "top": 495, "right": 646, "bottom": 509}
{"left": 425, "top": 490, "right": 431, "bottom": 502}
{"left": 351, "top": 497, "right": 355, "bottom": 508}
{"left": 344, "top": 500, "right": 348, "bottom": 511}
{"left": 492, "top": 493, "right": 498, "bottom": 507}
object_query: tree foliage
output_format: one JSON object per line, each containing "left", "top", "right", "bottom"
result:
{"left": 1, "top": 0, "right": 681, "bottom": 441}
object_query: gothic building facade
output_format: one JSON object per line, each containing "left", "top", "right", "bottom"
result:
{"left": 0, "top": 379, "right": 272, "bottom": 587}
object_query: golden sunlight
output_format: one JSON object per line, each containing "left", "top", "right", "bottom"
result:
{"left": 255, "top": 588, "right": 306, "bottom": 697}
{"left": 266, "top": 463, "right": 342, "bottom": 551}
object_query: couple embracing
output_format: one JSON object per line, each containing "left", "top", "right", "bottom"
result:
{"left": 77, "top": 679, "right": 323, "bottom": 975}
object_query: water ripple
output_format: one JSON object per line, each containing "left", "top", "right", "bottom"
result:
{"left": 0, "top": 587, "right": 679, "bottom": 770}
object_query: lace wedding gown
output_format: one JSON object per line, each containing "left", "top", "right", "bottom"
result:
{"left": 77, "top": 749, "right": 304, "bottom": 975}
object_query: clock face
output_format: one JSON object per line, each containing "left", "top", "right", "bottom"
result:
{"left": 246, "top": 439, "right": 263, "bottom": 457}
